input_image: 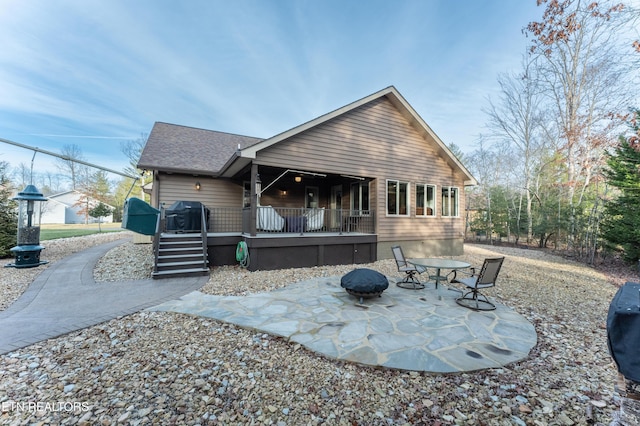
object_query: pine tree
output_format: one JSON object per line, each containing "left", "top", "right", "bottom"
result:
{"left": 88, "top": 202, "right": 113, "bottom": 232}
{"left": 602, "top": 110, "right": 640, "bottom": 262}
{"left": 0, "top": 161, "right": 17, "bottom": 257}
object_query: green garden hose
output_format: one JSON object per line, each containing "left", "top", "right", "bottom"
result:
{"left": 236, "top": 241, "right": 249, "bottom": 268}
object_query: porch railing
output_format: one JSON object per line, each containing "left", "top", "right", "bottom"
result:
{"left": 208, "top": 207, "right": 244, "bottom": 233}
{"left": 242, "top": 207, "right": 375, "bottom": 235}
{"left": 157, "top": 206, "right": 375, "bottom": 235}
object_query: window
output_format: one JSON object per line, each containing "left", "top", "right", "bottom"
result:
{"left": 306, "top": 186, "right": 319, "bottom": 208}
{"left": 416, "top": 184, "right": 436, "bottom": 216}
{"left": 387, "top": 180, "right": 409, "bottom": 216}
{"left": 441, "top": 186, "right": 459, "bottom": 217}
{"left": 351, "top": 182, "right": 370, "bottom": 214}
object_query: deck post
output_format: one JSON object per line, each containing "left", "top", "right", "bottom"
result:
{"left": 250, "top": 163, "right": 258, "bottom": 236}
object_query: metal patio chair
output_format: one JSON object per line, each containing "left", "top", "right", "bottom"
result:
{"left": 391, "top": 245, "right": 427, "bottom": 290}
{"left": 453, "top": 257, "right": 505, "bottom": 311}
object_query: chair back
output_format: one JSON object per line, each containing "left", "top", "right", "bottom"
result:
{"left": 391, "top": 245, "right": 409, "bottom": 270}
{"left": 305, "top": 207, "right": 325, "bottom": 231}
{"left": 476, "top": 257, "right": 505, "bottom": 286}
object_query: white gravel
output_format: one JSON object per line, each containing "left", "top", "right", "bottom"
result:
{"left": 0, "top": 233, "right": 629, "bottom": 425}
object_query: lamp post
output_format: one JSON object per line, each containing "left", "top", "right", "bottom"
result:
{"left": 6, "top": 184, "right": 49, "bottom": 268}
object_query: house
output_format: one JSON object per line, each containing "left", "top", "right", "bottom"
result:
{"left": 41, "top": 191, "right": 114, "bottom": 224}
{"left": 138, "top": 86, "right": 477, "bottom": 271}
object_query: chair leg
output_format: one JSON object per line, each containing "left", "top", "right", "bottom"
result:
{"left": 396, "top": 271, "right": 425, "bottom": 290}
{"left": 402, "top": 271, "right": 417, "bottom": 283}
{"left": 456, "top": 288, "right": 496, "bottom": 311}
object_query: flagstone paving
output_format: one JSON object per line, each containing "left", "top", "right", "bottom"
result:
{"left": 149, "top": 277, "right": 537, "bottom": 373}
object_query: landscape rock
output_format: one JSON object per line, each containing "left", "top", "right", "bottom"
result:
{"left": 0, "top": 233, "right": 631, "bottom": 424}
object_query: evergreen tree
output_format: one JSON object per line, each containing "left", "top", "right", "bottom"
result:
{"left": 601, "top": 110, "right": 640, "bottom": 262}
{"left": 88, "top": 202, "right": 113, "bottom": 232}
{"left": 0, "top": 161, "right": 17, "bottom": 257}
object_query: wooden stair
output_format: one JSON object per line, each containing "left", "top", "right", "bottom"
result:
{"left": 152, "top": 233, "right": 209, "bottom": 279}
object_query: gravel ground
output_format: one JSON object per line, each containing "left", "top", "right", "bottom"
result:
{"left": 0, "top": 234, "right": 630, "bottom": 425}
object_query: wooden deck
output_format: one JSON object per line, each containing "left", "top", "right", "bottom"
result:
{"left": 189, "top": 231, "right": 378, "bottom": 271}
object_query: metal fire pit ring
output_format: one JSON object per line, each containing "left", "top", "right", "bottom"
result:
{"left": 345, "top": 288, "right": 385, "bottom": 302}
{"left": 340, "top": 268, "right": 389, "bottom": 306}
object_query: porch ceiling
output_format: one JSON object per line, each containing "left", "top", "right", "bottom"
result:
{"left": 234, "top": 164, "right": 372, "bottom": 187}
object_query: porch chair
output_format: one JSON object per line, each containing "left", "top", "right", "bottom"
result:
{"left": 453, "top": 257, "right": 505, "bottom": 311}
{"left": 257, "top": 205, "right": 285, "bottom": 231}
{"left": 391, "top": 245, "right": 427, "bottom": 290}
{"left": 304, "top": 207, "right": 325, "bottom": 231}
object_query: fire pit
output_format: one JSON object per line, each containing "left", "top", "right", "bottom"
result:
{"left": 341, "top": 268, "right": 389, "bottom": 305}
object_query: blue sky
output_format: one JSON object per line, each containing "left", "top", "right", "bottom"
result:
{"left": 0, "top": 0, "right": 546, "bottom": 181}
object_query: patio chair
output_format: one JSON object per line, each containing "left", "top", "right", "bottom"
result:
{"left": 391, "top": 245, "right": 427, "bottom": 290}
{"left": 304, "top": 207, "right": 325, "bottom": 231}
{"left": 257, "top": 205, "right": 285, "bottom": 231}
{"left": 454, "top": 257, "right": 504, "bottom": 311}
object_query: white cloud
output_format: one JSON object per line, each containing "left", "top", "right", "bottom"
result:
{"left": 0, "top": 0, "right": 595, "bottom": 179}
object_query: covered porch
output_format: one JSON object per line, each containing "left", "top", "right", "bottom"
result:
{"left": 196, "top": 163, "right": 378, "bottom": 271}
{"left": 200, "top": 206, "right": 376, "bottom": 271}
{"left": 232, "top": 164, "right": 375, "bottom": 235}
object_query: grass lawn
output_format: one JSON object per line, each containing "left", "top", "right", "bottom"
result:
{"left": 40, "top": 223, "right": 125, "bottom": 241}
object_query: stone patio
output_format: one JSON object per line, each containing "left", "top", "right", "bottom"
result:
{"left": 149, "top": 276, "right": 537, "bottom": 373}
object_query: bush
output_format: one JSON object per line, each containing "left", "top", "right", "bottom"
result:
{"left": 0, "top": 162, "right": 17, "bottom": 257}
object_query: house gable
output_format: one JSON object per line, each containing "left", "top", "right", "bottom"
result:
{"left": 47, "top": 190, "right": 115, "bottom": 209}
{"left": 229, "top": 86, "right": 476, "bottom": 186}
{"left": 252, "top": 96, "right": 457, "bottom": 181}
{"left": 47, "top": 191, "right": 79, "bottom": 206}
{"left": 246, "top": 94, "right": 471, "bottom": 244}
{"left": 42, "top": 191, "right": 115, "bottom": 224}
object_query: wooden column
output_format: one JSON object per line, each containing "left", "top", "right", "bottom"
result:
{"left": 250, "top": 163, "right": 258, "bottom": 236}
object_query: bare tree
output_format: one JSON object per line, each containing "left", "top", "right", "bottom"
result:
{"left": 120, "top": 133, "right": 148, "bottom": 200}
{"left": 120, "top": 133, "right": 147, "bottom": 177}
{"left": 14, "top": 163, "right": 32, "bottom": 188}
{"left": 37, "top": 171, "right": 64, "bottom": 195}
{"left": 484, "top": 56, "right": 548, "bottom": 243}
{"left": 526, "top": 0, "right": 635, "bottom": 250}
{"left": 466, "top": 138, "right": 512, "bottom": 244}
{"left": 56, "top": 144, "right": 87, "bottom": 190}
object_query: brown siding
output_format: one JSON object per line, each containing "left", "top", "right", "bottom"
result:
{"left": 157, "top": 174, "right": 242, "bottom": 208}
{"left": 255, "top": 97, "right": 467, "bottom": 246}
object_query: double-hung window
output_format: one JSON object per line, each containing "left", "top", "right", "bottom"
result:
{"left": 351, "top": 182, "right": 370, "bottom": 215}
{"left": 416, "top": 184, "right": 436, "bottom": 216}
{"left": 441, "top": 186, "right": 459, "bottom": 217}
{"left": 387, "top": 180, "right": 409, "bottom": 216}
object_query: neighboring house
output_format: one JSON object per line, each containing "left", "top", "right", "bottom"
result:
{"left": 138, "top": 86, "right": 477, "bottom": 271}
{"left": 41, "top": 191, "right": 114, "bottom": 224}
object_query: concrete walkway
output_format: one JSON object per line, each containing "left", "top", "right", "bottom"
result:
{"left": 150, "top": 278, "right": 538, "bottom": 373}
{"left": 0, "top": 239, "right": 207, "bottom": 355}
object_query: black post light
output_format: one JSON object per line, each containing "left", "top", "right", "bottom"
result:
{"left": 6, "top": 184, "right": 49, "bottom": 268}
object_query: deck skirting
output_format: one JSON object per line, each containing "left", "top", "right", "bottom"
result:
{"left": 204, "top": 232, "right": 377, "bottom": 271}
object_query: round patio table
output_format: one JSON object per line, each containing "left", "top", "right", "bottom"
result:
{"left": 408, "top": 258, "right": 471, "bottom": 290}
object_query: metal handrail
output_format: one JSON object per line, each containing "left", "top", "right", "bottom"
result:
{"left": 200, "top": 204, "right": 208, "bottom": 270}
{"left": 152, "top": 206, "right": 165, "bottom": 274}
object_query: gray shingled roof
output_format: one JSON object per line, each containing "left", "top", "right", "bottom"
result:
{"left": 137, "top": 122, "right": 263, "bottom": 175}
